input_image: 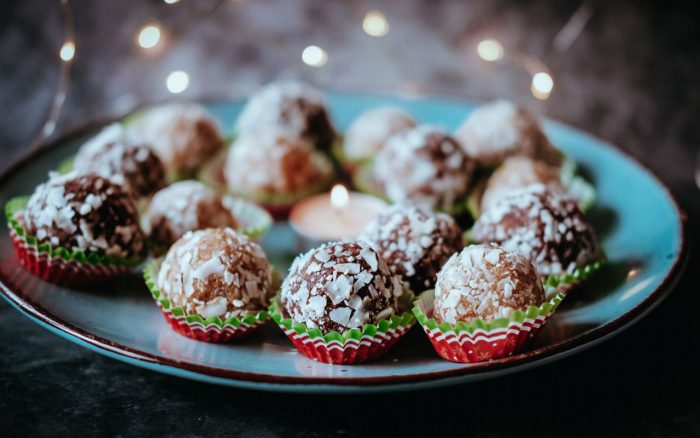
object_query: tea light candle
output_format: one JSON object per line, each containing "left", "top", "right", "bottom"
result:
{"left": 289, "top": 184, "right": 387, "bottom": 243}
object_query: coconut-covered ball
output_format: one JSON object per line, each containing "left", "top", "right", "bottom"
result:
{"left": 281, "top": 241, "right": 404, "bottom": 333}
{"left": 24, "top": 172, "right": 145, "bottom": 258}
{"left": 235, "top": 81, "right": 336, "bottom": 149}
{"left": 359, "top": 204, "right": 463, "bottom": 291}
{"left": 455, "top": 100, "right": 561, "bottom": 167}
{"left": 373, "top": 125, "right": 474, "bottom": 209}
{"left": 143, "top": 180, "right": 237, "bottom": 247}
{"left": 156, "top": 228, "right": 273, "bottom": 319}
{"left": 481, "top": 156, "right": 564, "bottom": 213}
{"left": 434, "top": 244, "right": 545, "bottom": 324}
{"left": 128, "top": 103, "right": 223, "bottom": 175}
{"left": 343, "top": 107, "right": 416, "bottom": 161}
{"left": 472, "top": 184, "right": 598, "bottom": 276}
{"left": 73, "top": 124, "right": 166, "bottom": 199}
{"left": 225, "top": 129, "right": 328, "bottom": 197}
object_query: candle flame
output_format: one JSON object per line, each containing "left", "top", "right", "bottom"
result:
{"left": 330, "top": 184, "right": 349, "bottom": 209}
{"left": 477, "top": 39, "right": 503, "bottom": 62}
{"left": 531, "top": 71, "right": 554, "bottom": 100}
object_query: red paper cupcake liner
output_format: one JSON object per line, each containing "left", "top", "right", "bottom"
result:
{"left": 155, "top": 301, "right": 268, "bottom": 343}
{"left": 413, "top": 290, "right": 565, "bottom": 363}
{"left": 269, "top": 296, "right": 416, "bottom": 365}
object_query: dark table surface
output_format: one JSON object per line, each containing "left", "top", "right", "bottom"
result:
{"left": 1, "top": 0, "right": 699, "bottom": 436}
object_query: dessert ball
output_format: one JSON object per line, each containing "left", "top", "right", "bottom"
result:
{"left": 481, "top": 156, "right": 564, "bottom": 212}
{"left": 281, "top": 241, "right": 404, "bottom": 333}
{"left": 128, "top": 103, "right": 223, "bottom": 175}
{"left": 143, "top": 180, "right": 237, "bottom": 247}
{"left": 235, "top": 81, "right": 336, "bottom": 148}
{"left": 343, "top": 107, "right": 416, "bottom": 161}
{"left": 73, "top": 124, "right": 166, "bottom": 199}
{"left": 225, "top": 129, "right": 328, "bottom": 197}
{"left": 373, "top": 125, "right": 474, "bottom": 209}
{"left": 472, "top": 184, "right": 598, "bottom": 276}
{"left": 359, "top": 203, "right": 463, "bottom": 291}
{"left": 156, "top": 228, "right": 273, "bottom": 319}
{"left": 24, "top": 172, "right": 145, "bottom": 258}
{"left": 434, "top": 244, "right": 545, "bottom": 324}
{"left": 455, "top": 100, "right": 561, "bottom": 167}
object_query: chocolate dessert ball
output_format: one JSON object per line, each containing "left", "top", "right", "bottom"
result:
{"left": 343, "top": 107, "right": 416, "bottom": 161}
{"left": 359, "top": 204, "right": 463, "bottom": 291}
{"left": 156, "top": 228, "right": 273, "bottom": 319}
{"left": 24, "top": 172, "right": 145, "bottom": 258}
{"left": 143, "top": 180, "right": 237, "bottom": 247}
{"left": 481, "top": 156, "right": 564, "bottom": 212}
{"left": 128, "top": 103, "right": 223, "bottom": 175}
{"left": 455, "top": 100, "right": 561, "bottom": 167}
{"left": 73, "top": 124, "right": 166, "bottom": 199}
{"left": 373, "top": 125, "right": 474, "bottom": 209}
{"left": 472, "top": 184, "right": 598, "bottom": 276}
{"left": 225, "top": 129, "right": 328, "bottom": 197}
{"left": 434, "top": 244, "right": 545, "bottom": 324}
{"left": 236, "top": 81, "right": 336, "bottom": 148}
{"left": 281, "top": 241, "right": 404, "bottom": 333}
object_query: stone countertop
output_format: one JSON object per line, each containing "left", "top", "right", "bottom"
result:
{"left": 1, "top": 0, "right": 699, "bottom": 436}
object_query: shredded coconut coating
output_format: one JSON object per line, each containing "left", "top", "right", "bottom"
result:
{"left": 128, "top": 103, "right": 223, "bottom": 174}
{"left": 144, "top": 180, "right": 237, "bottom": 248}
{"left": 235, "top": 81, "right": 336, "bottom": 148}
{"left": 156, "top": 228, "right": 273, "bottom": 319}
{"left": 359, "top": 203, "right": 463, "bottom": 292}
{"left": 225, "top": 129, "right": 326, "bottom": 196}
{"left": 455, "top": 100, "right": 561, "bottom": 167}
{"left": 434, "top": 244, "right": 545, "bottom": 324}
{"left": 472, "top": 184, "right": 598, "bottom": 276}
{"left": 24, "top": 172, "right": 145, "bottom": 258}
{"left": 481, "top": 156, "right": 564, "bottom": 212}
{"left": 373, "top": 125, "right": 474, "bottom": 209}
{"left": 73, "top": 124, "right": 166, "bottom": 199}
{"left": 344, "top": 107, "right": 416, "bottom": 160}
{"left": 281, "top": 241, "right": 403, "bottom": 333}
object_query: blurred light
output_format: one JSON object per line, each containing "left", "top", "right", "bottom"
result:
{"left": 137, "top": 24, "right": 161, "bottom": 49}
{"left": 477, "top": 39, "right": 503, "bottom": 62}
{"left": 302, "top": 45, "right": 328, "bottom": 67}
{"left": 166, "top": 70, "right": 189, "bottom": 94}
{"left": 363, "top": 10, "right": 389, "bottom": 37}
{"left": 59, "top": 41, "right": 75, "bottom": 62}
{"left": 330, "top": 184, "right": 349, "bottom": 210}
{"left": 531, "top": 72, "right": 554, "bottom": 100}
{"left": 164, "top": 0, "right": 180, "bottom": 4}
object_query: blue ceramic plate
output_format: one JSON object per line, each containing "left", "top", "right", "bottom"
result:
{"left": 0, "top": 93, "right": 688, "bottom": 393}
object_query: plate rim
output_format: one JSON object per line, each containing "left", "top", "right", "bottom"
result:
{"left": 0, "top": 95, "right": 689, "bottom": 389}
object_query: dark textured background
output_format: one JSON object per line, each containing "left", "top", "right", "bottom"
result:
{"left": 1, "top": 0, "right": 698, "bottom": 436}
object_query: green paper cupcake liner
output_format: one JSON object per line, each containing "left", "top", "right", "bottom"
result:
{"left": 413, "top": 289, "right": 565, "bottom": 363}
{"left": 269, "top": 293, "right": 416, "bottom": 365}
{"left": 543, "top": 258, "right": 605, "bottom": 297}
{"left": 5, "top": 196, "right": 142, "bottom": 287}
{"left": 144, "top": 259, "right": 269, "bottom": 343}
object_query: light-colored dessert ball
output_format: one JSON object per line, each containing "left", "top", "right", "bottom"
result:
{"left": 472, "top": 184, "right": 598, "bottom": 276}
{"left": 73, "top": 124, "right": 166, "bottom": 199}
{"left": 24, "top": 172, "right": 145, "bottom": 258}
{"left": 373, "top": 125, "right": 474, "bottom": 209}
{"left": 235, "top": 81, "right": 335, "bottom": 148}
{"left": 359, "top": 203, "right": 463, "bottom": 291}
{"left": 143, "top": 180, "right": 237, "bottom": 247}
{"left": 281, "top": 241, "right": 404, "bottom": 333}
{"left": 128, "top": 103, "right": 223, "bottom": 175}
{"left": 434, "top": 244, "right": 545, "bottom": 324}
{"left": 225, "top": 129, "right": 328, "bottom": 197}
{"left": 455, "top": 100, "right": 561, "bottom": 167}
{"left": 343, "top": 107, "right": 416, "bottom": 161}
{"left": 481, "top": 156, "right": 564, "bottom": 212}
{"left": 156, "top": 228, "right": 273, "bottom": 319}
